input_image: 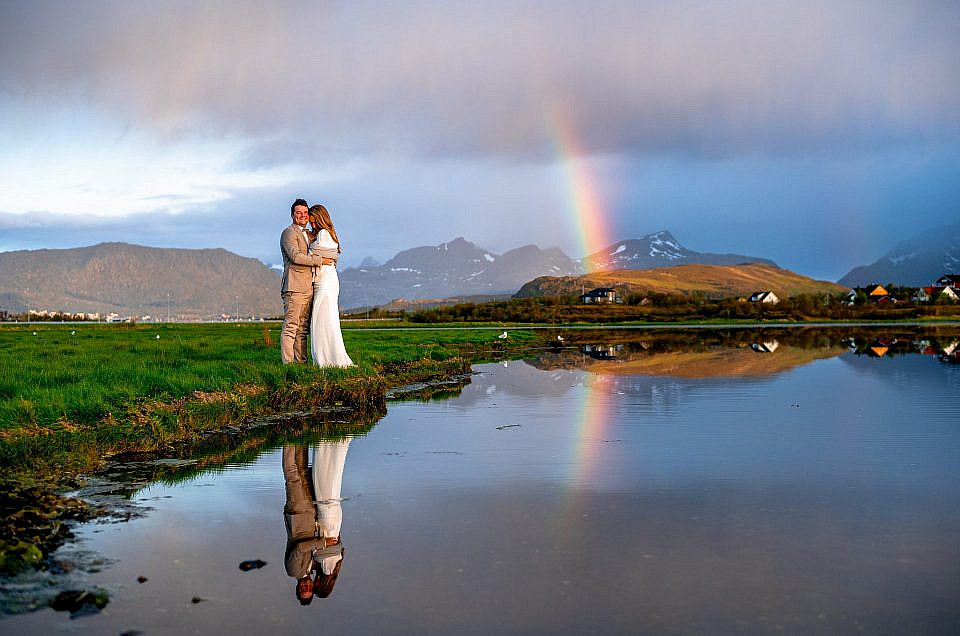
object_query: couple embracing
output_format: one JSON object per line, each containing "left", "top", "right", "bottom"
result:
{"left": 280, "top": 198, "right": 353, "bottom": 367}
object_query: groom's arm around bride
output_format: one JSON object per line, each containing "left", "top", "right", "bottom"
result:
{"left": 280, "top": 198, "right": 327, "bottom": 364}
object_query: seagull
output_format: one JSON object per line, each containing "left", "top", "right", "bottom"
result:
{"left": 497, "top": 331, "right": 508, "bottom": 339}
{"left": 32, "top": 331, "right": 37, "bottom": 336}
{"left": 156, "top": 335, "right": 161, "bottom": 339}
{"left": 71, "top": 330, "right": 76, "bottom": 335}
{"left": 556, "top": 335, "right": 564, "bottom": 342}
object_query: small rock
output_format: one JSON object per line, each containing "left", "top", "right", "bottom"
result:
{"left": 191, "top": 596, "right": 205, "bottom": 604}
{"left": 239, "top": 559, "right": 267, "bottom": 571}
{"left": 137, "top": 576, "right": 148, "bottom": 583}
{"left": 48, "top": 589, "right": 109, "bottom": 614}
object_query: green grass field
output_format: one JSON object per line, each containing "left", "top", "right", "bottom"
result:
{"left": 0, "top": 322, "right": 539, "bottom": 471}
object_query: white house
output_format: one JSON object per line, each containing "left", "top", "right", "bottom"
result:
{"left": 749, "top": 291, "right": 780, "bottom": 304}
{"left": 912, "top": 287, "right": 933, "bottom": 302}
{"left": 938, "top": 286, "right": 960, "bottom": 302}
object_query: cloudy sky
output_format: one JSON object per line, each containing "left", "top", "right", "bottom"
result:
{"left": 1, "top": 0, "right": 957, "bottom": 280}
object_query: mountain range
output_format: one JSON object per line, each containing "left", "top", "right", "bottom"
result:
{"left": 2, "top": 224, "right": 955, "bottom": 318}
{"left": 838, "top": 222, "right": 960, "bottom": 287}
{"left": 338, "top": 238, "right": 580, "bottom": 308}
{"left": 340, "top": 231, "right": 776, "bottom": 307}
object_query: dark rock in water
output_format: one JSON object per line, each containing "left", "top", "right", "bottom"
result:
{"left": 121, "top": 631, "right": 145, "bottom": 636}
{"left": 191, "top": 596, "right": 205, "bottom": 604}
{"left": 48, "top": 589, "right": 109, "bottom": 615}
{"left": 137, "top": 575, "right": 148, "bottom": 583}
{"left": 238, "top": 559, "right": 267, "bottom": 571}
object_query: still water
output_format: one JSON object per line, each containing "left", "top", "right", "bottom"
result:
{"left": 7, "top": 330, "right": 960, "bottom": 634}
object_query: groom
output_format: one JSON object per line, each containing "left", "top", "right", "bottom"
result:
{"left": 280, "top": 198, "right": 332, "bottom": 364}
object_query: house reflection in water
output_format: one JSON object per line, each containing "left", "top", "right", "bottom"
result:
{"left": 581, "top": 344, "right": 624, "bottom": 360}
{"left": 750, "top": 340, "right": 780, "bottom": 353}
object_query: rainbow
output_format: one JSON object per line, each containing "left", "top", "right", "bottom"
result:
{"left": 548, "top": 106, "right": 615, "bottom": 268}
{"left": 556, "top": 370, "right": 616, "bottom": 538}
{"left": 569, "top": 372, "right": 613, "bottom": 486}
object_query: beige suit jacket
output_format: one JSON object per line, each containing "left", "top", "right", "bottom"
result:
{"left": 280, "top": 223, "right": 325, "bottom": 294}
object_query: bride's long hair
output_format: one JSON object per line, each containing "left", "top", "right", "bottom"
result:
{"left": 308, "top": 204, "right": 341, "bottom": 253}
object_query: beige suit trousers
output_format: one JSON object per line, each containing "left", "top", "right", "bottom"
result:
{"left": 281, "top": 290, "right": 312, "bottom": 364}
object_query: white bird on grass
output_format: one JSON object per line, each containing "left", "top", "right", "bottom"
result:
{"left": 556, "top": 335, "right": 564, "bottom": 342}
{"left": 156, "top": 334, "right": 161, "bottom": 339}
{"left": 71, "top": 330, "right": 76, "bottom": 335}
{"left": 497, "top": 331, "right": 508, "bottom": 339}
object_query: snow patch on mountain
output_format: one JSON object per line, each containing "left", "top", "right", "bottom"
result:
{"left": 889, "top": 249, "right": 926, "bottom": 265}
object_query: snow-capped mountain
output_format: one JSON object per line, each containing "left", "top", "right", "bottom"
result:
{"left": 581, "top": 231, "right": 777, "bottom": 271}
{"left": 339, "top": 237, "right": 582, "bottom": 308}
{"left": 838, "top": 222, "right": 960, "bottom": 287}
{"left": 338, "top": 232, "right": 780, "bottom": 308}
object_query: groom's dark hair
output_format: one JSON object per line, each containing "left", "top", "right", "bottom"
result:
{"left": 291, "top": 198, "right": 308, "bottom": 215}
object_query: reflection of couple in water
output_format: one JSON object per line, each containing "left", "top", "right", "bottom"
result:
{"left": 282, "top": 439, "right": 351, "bottom": 605}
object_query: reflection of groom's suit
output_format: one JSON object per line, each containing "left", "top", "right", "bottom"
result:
{"left": 280, "top": 223, "right": 325, "bottom": 364}
{"left": 283, "top": 445, "right": 322, "bottom": 579}
{"left": 282, "top": 443, "right": 350, "bottom": 580}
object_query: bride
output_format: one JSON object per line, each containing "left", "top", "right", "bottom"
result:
{"left": 307, "top": 204, "right": 353, "bottom": 367}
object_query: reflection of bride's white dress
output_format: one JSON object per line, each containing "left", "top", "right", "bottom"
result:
{"left": 312, "top": 439, "right": 351, "bottom": 574}
{"left": 309, "top": 229, "right": 353, "bottom": 367}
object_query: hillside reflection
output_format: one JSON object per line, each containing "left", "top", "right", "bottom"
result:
{"left": 525, "top": 327, "right": 960, "bottom": 378}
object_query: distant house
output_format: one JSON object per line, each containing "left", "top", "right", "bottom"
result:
{"left": 864, "top": 284, "right": 889, "bottom": 298}
{"left": 844, "top": 284, "right": 890, "bottom": 305}
{"left": 938, "top": 286, "right": 960, "bottom": 302}
{"left": 580, "top": 288, "right": 621, "bottom": 304}
{"left": 913, "top": 287, "right": 934, "bottom": 303}
{"left": 876, "top": 295, "right": 898, "bottom": 305}
{"left": 749, "top": 291, "right": 780, "bottom": 304}
{"left": 933, "top": 274, "right": 960, "bottom": 288}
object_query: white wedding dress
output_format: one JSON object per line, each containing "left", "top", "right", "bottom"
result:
{"left": 309, "top": 230, "right": 353, "bottom": 367}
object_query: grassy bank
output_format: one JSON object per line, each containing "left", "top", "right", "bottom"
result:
{"left": 0, "top": 323, "right": 540, "bottom": 474}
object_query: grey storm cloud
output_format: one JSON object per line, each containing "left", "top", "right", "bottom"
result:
{"left": 2, "top": 0, "right": 958, "bottom": 164}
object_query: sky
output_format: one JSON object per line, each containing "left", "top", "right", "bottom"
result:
{"left": 0, "top": 0, "right": 958, "bottom": 280}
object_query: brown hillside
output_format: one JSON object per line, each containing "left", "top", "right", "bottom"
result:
{"left": 515, "top": 263, "right": 847, "bottom": 299}
{"left": 0, "top": 243, "right": 281, "bottom": 320}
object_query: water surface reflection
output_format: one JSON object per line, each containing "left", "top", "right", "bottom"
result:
{"left": 4, "top": 327, "right": 959, "bottom": 634}
{"left": 282, "top": 441, "right": 349, "bottom": 604}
